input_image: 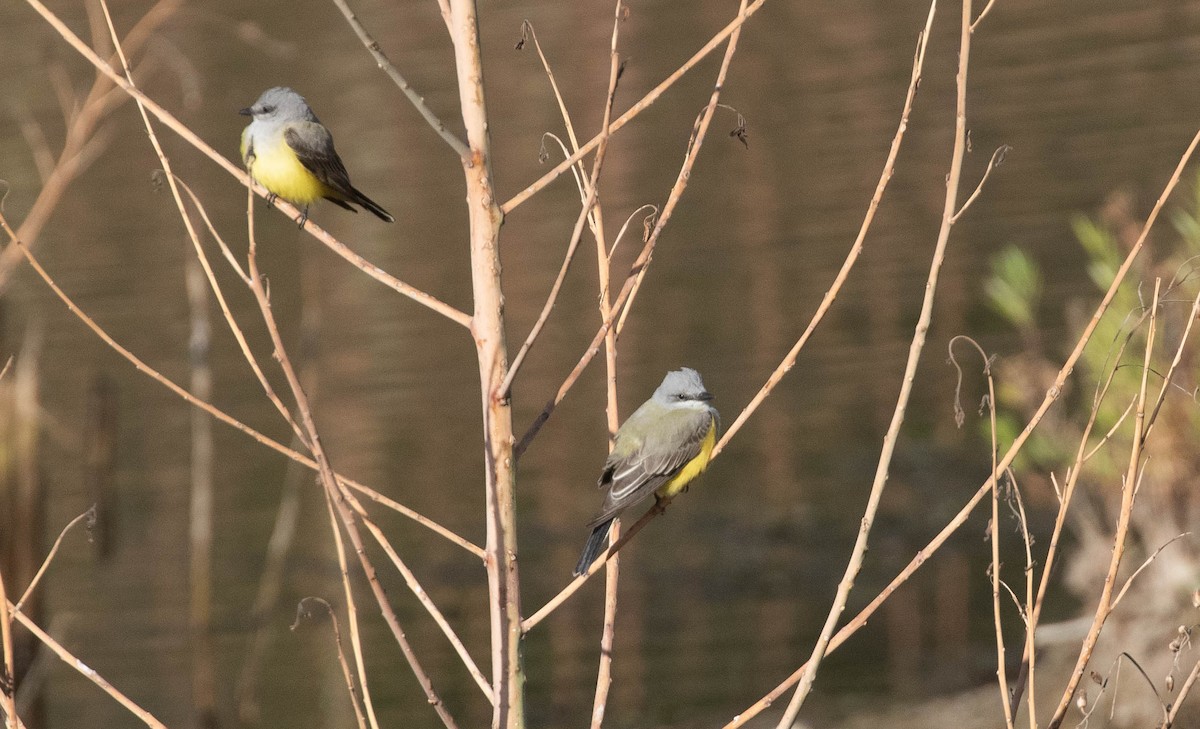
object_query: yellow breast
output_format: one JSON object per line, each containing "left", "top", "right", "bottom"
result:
{"left": 655, "top": 419, "right": 717, "bottom": 500}
{"left": 243, "top": 129, "right": 326, "bottom": 206}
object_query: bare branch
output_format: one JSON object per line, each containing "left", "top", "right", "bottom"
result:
{"left": 330, "top": 0, "right": 469, "bottom": 158}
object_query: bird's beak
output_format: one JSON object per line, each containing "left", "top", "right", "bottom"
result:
{"left": 697, "top": 391, "right": 714, "bottom": 402}
{"left": 238, "top": 107, "right": 254, "bottom": 116}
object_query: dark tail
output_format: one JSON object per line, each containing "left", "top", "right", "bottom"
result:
{"left": 347, "top": 186, "right": 395, "bottom": 223}
{"left": 573, "top": 519, "right": 613, "bottom": 576}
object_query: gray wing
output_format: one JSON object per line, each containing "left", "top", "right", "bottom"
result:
{"left": 284, "top": 122, "right": 355, "bottom": 197}
{"left": 586, "top": 407, "right": 715, "bottom": 528}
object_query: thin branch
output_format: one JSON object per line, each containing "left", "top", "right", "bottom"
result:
{"left": 951, "top": 336, "right": 1014, "bottom": 729}
{"left": 15, "top": 509, "right": 94, "bottom": 611}
{"left": 292, "top": 598, "right": 368, "bottom": 729}
{"left": 321, "top": 488, "right": 382, "bottom": 729}
{"left": 713, "top": 0, "right": 937, "bottom": 458}
{"left": 359, "top": 515, "right": 494, "bottom": 702}
{"left": 0, "top": 569, "right": 16, "bottom": 729}
{"left": 1059, "top": 278, "right": 1161, "bottom": 728}
{"left": 588, "top": 5, "right": 630, "bottom": 725}
{"left": 1166, "top": 657, "right": 1200, "bottom": 727}
{"left": 8, "top": 605, "right": 169, "bottom": 729}
{"left": 19, "top": 0, "right": 472, "bottom": 327}
{"left": 1112, "top": 533, "right": 1190, "bottom": 609}
{"left": 330, "top": 0, "right": 469, "bottom": 158}
{"left": 774, "top": 2, "right": 973, "bottom": 723}
{"left": 950, "top": 144, "right": 1009, "bottom": 223}
{"left": 515, "top": 0, "right": 751, "bottom": 459}
{"left": 246, "top": 188, "right": 461, "bottom": 729}
{"left": 0, "top": 212, "right": 481, "bottom": 557}
{"left": 971, "top": 0, "right": 998, "bottom": 31}
{"left": 727, "top": 121, "right": 1200, "bottom": 729}
{"left": 499, "top": 184, "right": 597, "bottom": 396}
{"left": 521, "top": 501, "right": 664, "bottom": 632}
{"left": 500, "top": 0, "right": 768, "bottom": 214}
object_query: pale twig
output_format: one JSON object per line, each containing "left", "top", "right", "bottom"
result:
{"left": 500, "top": 183, "right": 598, "bottom": 396}
{"left": 322, "top": 489, "right": 381, "bottom": 729}
{"left": 15, "top": 508, "right": 94, "bottom": 611}
{"left": 0, "top": 0, "right": 179, "bottom": 291}
{"left": 775, "top": 3, "right": 973, "bottom": 723}
{"left": 330, "top": 0, "right": 469, "bottom": 158}
{"left": 501, "top": 0, "right": 769, "bottom": 214}
{"left": 713, "top": 0, "right": 936, "bottom": 458}
{"left": 727, "top": 115, "right": 1200, "bottom": 729}
{"left": 1083, "top": 397, "right": 1136, "bottom": 461}
{"left": 449, "top": 0, "right": 522, "bottom": 723}
{"left": 8, "top": 605, "right": 168, "bottom": 728}
{"left": 1009, "top": 312, "right": 1139, "bottom": 717}
{"left": 607, "top": 205, "right": 657, "bottom": 264}
{"left": 1112, "top": 533, "right": 1191, "bottom": 609}
{"left": 292, "top": 598, "right": 368, "bottom": 729}
{"left": 516, "top": 0, "right": 750, "bottom": 459}
{"left": 0, "top": 568, "right": 16, "bottom": 729}
{"left": 971, "top": 0, "right": 998, "bottom": 31}
{"left": 521, "top": 501, "right": 664, "bottom": 632}
{"left": 1010, "top": 469, "right": 1037, "bottom": 728}
{"left": 0, "top": 212, "right": 481, "bottom": 557}
{"left": 98, "top": 0, "right": 308, "bottom": 452}
{"left": 950, "top": 144, "right": 1010, "bottom": 223}
{"left": 951, "top": 336, "right": 1014, "bottom": 729}
{"left": 589, "top": 6, "right": 629, "bottom": 726}
{"left": 1145, "top": 285, "right": 1200, "bottom": 436}
{"left": 20, "top": 0, "right": 471, "bottom": 327}
{"left": 1046, "top": 278, "right": 1159, "bottom": 729}
{"left": 1166, "top": 658, "right": 1200, "bottom": 727}
{"left": 359, "top": 515, "right": 494, "bottom": 702}
{"left": 247, "top": 189, "right": 460, "bottom": 729}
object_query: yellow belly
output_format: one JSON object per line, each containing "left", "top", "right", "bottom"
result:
{"left": 655, "top": 420, "right": 716, "bottom": 500}
{"left": 243, "top": 132, "right": 326, "bottom": 206}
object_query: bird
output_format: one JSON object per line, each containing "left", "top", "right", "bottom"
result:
{"left": 239, "top": 86, "right": 394, "bottom": 225}
{"left": 573, "top": 368, "right": 719, "bottom": 576}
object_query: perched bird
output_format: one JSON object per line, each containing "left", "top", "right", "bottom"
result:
{"left": 574, "top": 368, "right": 719, "bottom": 576}
{"left": 239, "top": 86, "right": 394, "bottom": 225}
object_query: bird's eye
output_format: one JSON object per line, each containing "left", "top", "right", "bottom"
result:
{"left": 677, "top": 393, "right": 687, "bottom": 400}
{"left": 261, "top": 105, "right": 275, "bottom": 114}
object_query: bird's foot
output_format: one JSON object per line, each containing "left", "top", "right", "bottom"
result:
{"left": 265, "top": 193, "right": 278, "bottom": 210}
{"left": 297, "top": 207, "right": 309, "bottom": 228}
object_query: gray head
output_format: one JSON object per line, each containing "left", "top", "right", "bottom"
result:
{"left": 239, "top": 87, "right": 319, "bottom": 123}
{"left": 652, "top": 367, "right": 713, "bottom": 405}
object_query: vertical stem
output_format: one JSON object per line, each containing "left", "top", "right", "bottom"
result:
{"left": 0, "top": 569, "right": 16, "bottom": 729}
{"left": 448, "top": 1, "right": 522, "bottom": 727}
